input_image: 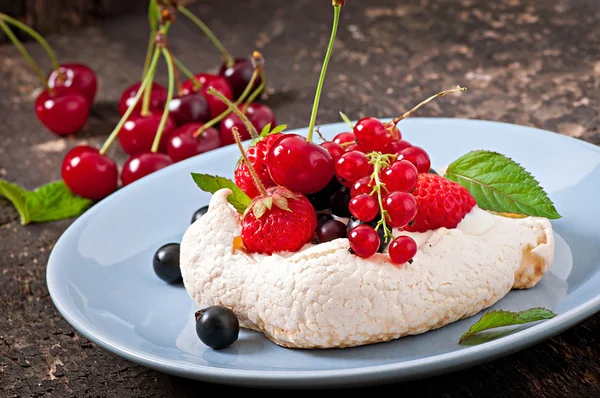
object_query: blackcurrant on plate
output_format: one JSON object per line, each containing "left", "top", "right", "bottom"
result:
{"left": 47, "top": 118, "right": 600, "bottom": 388}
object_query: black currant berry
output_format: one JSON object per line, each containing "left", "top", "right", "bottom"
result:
{"left": 331, "top": 187, "right": 351, "bottom": 217}
{"left": 153, "top": 243, "right": 182, "bottom": 284}
{"left": 195, "top": 306, "right": 240, "bottom": 350}
{"left": 191, "top": 205, "right": 209, "bottom": 224}
{"left": 317, "top": 220, "right": 347, "bottom": 243}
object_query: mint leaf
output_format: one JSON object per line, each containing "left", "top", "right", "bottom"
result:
{"left": 190, "top": 173, "right": 250, "bottom": 213}
{"left": 445, "top": 150, "right": 561, "bottom": 219}
{"left": 0, "top": 179, "right": 93, "bottom": 225}
{"left": 339, "top": 111, "right": 354, "bottom": 129}
{"left": 459, "top": 307, "right": 556, "bottom": 344}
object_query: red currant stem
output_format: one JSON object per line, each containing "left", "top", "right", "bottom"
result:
{"left": 339, "top": 111, "right": 354, "bottom": 129}
{"left": 315, "top": 127, "right": 326, "bottom": 142}
{"left": 0, "top": 13, "right": 61, "bottom": 73}
{"left": 392, "top": 86, "right": 467, "bottom": 124}
{"left": 0, "top": 20, "right": 48, "bottom": 88}
{"left": 368, "top": 152, "right": 396, "bottom": 242}
{"left": 242, "top": 69, "right": 266, "bottom": 113}
{"left": 99, "top": 49, "right": 161, "bottom": 156}
{"left": 172, "top": 55, "right": 202, "bottom": 90}
{"left": 306, "top": 3, "right": 342, "bottom": 142}
{"left": 176, "top": 5, "right": 234, "bottom": 68}
{"left": 205, "top": 88, "right": 260, "bottom": 140}
{"left": 232, "top": 126, "right": 268, "bottom": 197}
{"left": 151, "top": 48, "right": 175, "bottom": 153}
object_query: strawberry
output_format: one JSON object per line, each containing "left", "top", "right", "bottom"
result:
{"left": 241, "top": 187, "right": 317, "bottom": 254}
{"left": 404, "top": 173, "right": 476, "bottom": 232}
{"left": 234, "top": 134, "right": 281, "bottom": 198}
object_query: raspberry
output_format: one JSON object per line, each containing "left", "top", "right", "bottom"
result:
{"left": 404, "top": 173, "right": 476, "bottom": 232}
{"left": 241, "top": 187, "right": 317, "bottom": 254}
{"left": 234, "top": 134, "right": 281, "bottom": 198}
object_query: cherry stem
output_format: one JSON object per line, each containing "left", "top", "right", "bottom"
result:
{"left": 172, "top": 56, "right": 202, "bottom": 90}
{"left": 367, "top": 152, "right": 396, "bottom": 242}
{"left": 306, "top": 3, "right": 342, "bottom": 142}
{"left": 151, "top": 47, "right": 175, "bottom": 153}
{"left": 99, "top": 49, "right": 161, "bottom": 155}
{"left": 142, "top": 0, "right": 160, "bottom": 80}
{"left": 392, "top": 86, "right": 467, "bottom": 124}
{"left": 0, "top": 13, "right": 61, "bottom": 72}
{"left": 0, "top": 20, "right": 48, "bottom": 88}
{"left": 242, "top": 70, "right": 266, "bottom": 113}
{"left": 169, "top": 50, "right": 183, "bottom": 96}
{"left": 176, "top": 5, "right": 234, "bottom": 67}
{"left": 232, "top": 126, "right": 268, "bottom": 197}
{"left": 142, "top": 22, "right": 171, "bottom": 116}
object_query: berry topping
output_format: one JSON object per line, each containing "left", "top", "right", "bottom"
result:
{"left": 353, "top": 117, "right": 393, "bottom": 152}
{"left": 333, "top": 132, "right": 355, "bottom": 146}
{"left": 349, "top": 193, "right": 378, "bottom": 222}
{"left": 382, "top": 139, "right": 412, "bottom": 155}
{"left": 380, "top": 160, "right": 418, "bottom": 192}
{"left": 389, "top": 236, "right": 418, "bottom": 265}
{"left": 348, "top": 224, "right": 380, "bottom": 258}
{"left": 401, "top": 146, "right": 431, "bottom": 174}
{"left": 350, "top": 176, "right": 375, "bottom": 198}
{"left": 335, "top": 150, "right": 371, "bottom": 184}
{"left": 234, "top": 133, "right": 281, "bottom": 198}
{"left": 330, "top": 186, "right": 351, "bottom": 217}
{"left": 153, "top": 243, "right": 182, "bottom": 284}
{"left": 321, "top": 141, "right": 344, "bottom": 161}
{"left": 316, "top": 220, "right": 347, "bottom": 243}
{"left": 195, "top": 306, "right": 239, "bottom": 350}
{"left": 383, "top": 191, "right": 418, "bottom": 228}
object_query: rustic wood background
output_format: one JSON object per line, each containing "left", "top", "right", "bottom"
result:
{"left": 1, "top": 0, "right": 599, "bottom": 396}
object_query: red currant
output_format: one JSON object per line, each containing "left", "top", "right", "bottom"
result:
{"left": 383, "top": 139, "right": 412, "bottom": 155}
{"left": 349, "top": 193, "right": 378, "bottom": 222}
{"left": 118, "top": 82, "right": 166, "bottom": 116}
{"left": 350, "top": 176, "right": 375, "bottom": 198}
{"left": 61, "top": 146, "right": 118, "bottom": 200}
{"left": 118, "top": 113, "right": 176, "bottom": 156}
{"left": 384, "top": 121, "right": 402, "bottom": 140}
{"left": 401, "top": 146, "right": 431, "bottom": 173}
{"left": 333, "top": 132, "right": 355, "bottom": 146}
{"left": 389, "top": 235, "right": 418, "bottom": 264}
{"left": 380, "top": 160, "right": 418, "bottom": 192}
{"left": 353, "top": 117, "right": 392, "bottom": 152}
{"left": 320, "top": 141, "right": 344, "bottom": 161}
{"left": 121, "top": 153, "right": 173, "bottom": 186}
{"left": 383, "top": 191, "right": 417, "bottom": 228}
{"left": 167, "top": 123, "right": 221, "bottom": 162}
{"left": 345, "top": 143, "right": 359, "bottom": 152}
{"left": 335, "top": 150, "right": 371, "bottom": 183}
{"left": 348, "top": 224, "right": 380, "bottom": 258}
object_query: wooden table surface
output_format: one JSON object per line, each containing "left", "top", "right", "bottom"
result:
{"left": 1, "top": 0, "right": 599, "bottom": 396}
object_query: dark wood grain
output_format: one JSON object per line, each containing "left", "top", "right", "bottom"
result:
{"left": 1, "top": 0, "right": 599, "bottom": 396}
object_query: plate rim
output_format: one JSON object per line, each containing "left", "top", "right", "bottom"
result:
{"left": 47, "top": 118, "right": 600, "bottom": 388}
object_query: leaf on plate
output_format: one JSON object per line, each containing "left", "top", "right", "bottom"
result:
{"left": 459, "top": 307, "right": 557, "bottom": 344}
{"left": 190, "top": 173, "right": 250, "bottom": 213}
{"left": 0, "top": 179, "right": 93, "bottom": 225}
{"left": 445, "top": 150, "right": 561, "bottom": 219}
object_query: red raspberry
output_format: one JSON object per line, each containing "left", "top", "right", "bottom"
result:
{"left": 241, "top": 187, "right": 317, "bottom": 254}
{"left": 404, "top": 173, "right": 476, "bottom": 232}
{"left": 234, "top": 134, "right": 281, "bottom": 198}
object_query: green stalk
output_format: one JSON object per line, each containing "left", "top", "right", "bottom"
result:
{"left": 142, "top": 22, "right": 170, "bottom": 116}
{"left": 176, "top": 5, "right": 234, "bottom": 67}
{"left": 368, "top": 152, "right": 396, "bottom": 242}
{"left": 172, "top": 56, "right": 202, "bottom": 90}
{"left": 242, "top": 70, "right": 266, "bottom": 113}
{"left": 151, "top": 48, "right": 175, "bottom": 153}
{"left": 0, "top": 20, "right": 47, "bottom": 87}
{"left": 392, "top": 86, "right": 467, "bottom": 124}
{"left": 142, "top": 0, "right": 159, "bottom": 79}
{"left": 207, "top": 87, "right": 258, "bottom": 139}
{"left": 0, "top": 13, "right": 60, "bottom": 71}
{"left": 306, "top": 3, "right": 342, "bottom": 142}
{"left": 232, "top": 126, "right": 268, "bottom": 197}
{"left": 99, "top": 49, "right": 161, "bottom": 155}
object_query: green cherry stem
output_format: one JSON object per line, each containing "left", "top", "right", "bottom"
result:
{"left": 0, "top": 20, "right": 47, "bottom": 87}
{"left": 176, "top": 5, "right": 234, "bottom": 67}
{"left": 0, "top": 13, "right": 60, "bottom": 72}
{"left": 142, "top": 22, "right": 171, "bottom": 116}
{"left": 232, "top": 126, "right": 268, "bottom": 197}
{"left": 142, "top": 0, "right": 159, "bottom": 80}
{"left": 306, "top": 1, "right": 343, "bottom": 142}
{"left": 151, "top": 47, "right": 175, "bottom": 153}
{"left": 392, "top": 86, "right": 467, "bottom": 124}
{"left": 172, "top": 56, "right": 202, "bottom": 90}
{"left": 207, "top": 87, "right": 259, "bottom": 139}
{"left": 242, "top": 69, "right": 266, "bottom": 113}
{"left": 99, "top": 49, "right": 161, "bottom": 155}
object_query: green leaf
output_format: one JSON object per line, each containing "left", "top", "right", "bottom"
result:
{"left": 445, "top": 150, "right": 561, "bottom": 219}
{"left": 459, "top": 307, "right": 557, "bottom": 344}
{"left": 339, "top": 111, "right": 354, "bottom": 129}
{"left": 0, "top": 179, "right": 93, "bottom": 225}
{"left": 259, "top": 123, "right": 272, "bottom": 138}
{"left": 269, "top": 124, "right": 288, "bottom": 135}
{"left": 249, "top": 124, "right": 288, "bottom": 147}
{"left": 190, "top": 173, "right": 251, "bottom": 213}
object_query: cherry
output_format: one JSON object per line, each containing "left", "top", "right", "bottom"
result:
{"left": 389, "top": 235, "right": 418, "bottom": 264}
{"left": 168, "top": 92, "right": 210, "bottom": 126}
{"left": 316, "top": 220, "right": 347, "bottom": 243}
{"left": 118, "top": 82, "right": 167, "bottom": 116}
{"left": 219, "top": 58, "right": 262, "bottom": 100}
{"left": 182, "top": 73, "right": 233, "bottom": 118}
{"left": 383, "top": 139, "right": 412, "bottom": 155}
{"left": 383, "top": 191, "right": 417, "bottom": 228}
{"left": 167, "top": 123, "right": 221, "bottom": 162}
{"left": 267, "top": 134, "right": 335, "bottom": 194}
{"left": 333, "top": 132, "right": 355, "bottom": 146}
{"left": 317, "top": 213, "right": 334, "bottom": 227}
{"left": 121, "top": 152, "right": 173, "bottom": 186}
{"left": 61, "top": 145, "right": 118, "bottom": 200}
{"left": 118, "top": 113, "right": 176, "bottom": 156}
{"left": 351, "top": 176, "right": 375, "bottom": 198}
{"left": 220, "top": 103, "right": 276, "bottom": 146}
{"left": 380, "top": 160, "right": 418, "bottom": 192}
{"left": 320, "top": 141, "right": 344, "bottom": 161}
{"left": 335, "top": 150, "right": 371, "bottom": 183}
{"left": 349, "top": 193, "right": 378, "bottom": 222}
{"left": 353, "top": 117, "right": 392, "bottom": 152}
{"left": 35, "top": 90, "right": 89, "bottom": 136}
{"left": 348, "top": 224, "right": 380, "bottom": 258}
{"left": 47, "top": 63, "right": 97, "bottom": 104}
{"left": 401, "top": 146, "right": 431, "bottom": 174}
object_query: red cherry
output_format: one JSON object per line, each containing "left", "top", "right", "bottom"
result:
{"left": 118, "top": 113, "right": 176, "bottom": 156}
{"left": 349, "top": 193, "right": 378, "bottom": 222}
{"left": 348, "top": 224, "right": 380, "bottom": 258}
{"left": 353, "top": 117, "right": 392, "bottom": 152}
{"left": 389, "top": 235, "right": 418, "bottom": 264}
{"left": 182, "top": 73, "right": 233, "bottom": 118}
{"left": 401, "top": 146, "right": 431, "bottom": 173}
{"left": 47, "top": 63, "right": 97, "bottom": 104}
{"left": 383, "top": 139, "right": 412, "bottom": 155}
{"left": 320, "top": 141, "right": 344, "bottom": 161}
{"left": 118, "top": 82, "right": 167, "bottom": 116}
{"left": 61, "top": 145, "right": 118, "bottom": 200}
{"left": 167, "top": 123, "right": 221, "bottom": 162}
{"left": 333, "top": 132, "right": 355, "bottom": 146}
{"left": 220, "top": 103, "right": 276, "bottom": 146}
{"left": 267, "top": 134, "right": 335, "bottom": 194}
{"left": 335, "top": 150, "right": 371, "bottom": 183}
{"left": 121, "top": 153, "right": 173, "bottom": 186}
{"left": 218, "top": 58, "right": 262, "bottom": 100}
{"left": 35, "top": 90, "right": 89, "bottom": 136}
{"left": 168, "top": 92, "right": 210, "bottom": 126}
{"left": 383, "top": 191, "right": 417, "bottom": 228}
{"left": 351, "top": 176, "right": 375, "bottom": 198}
{"left": 380, "top": 160, "right": 418, "bottom": 192}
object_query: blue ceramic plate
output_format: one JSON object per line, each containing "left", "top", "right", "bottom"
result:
{"left": 47, "top": 119, "right": 600, "bottom": 388}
